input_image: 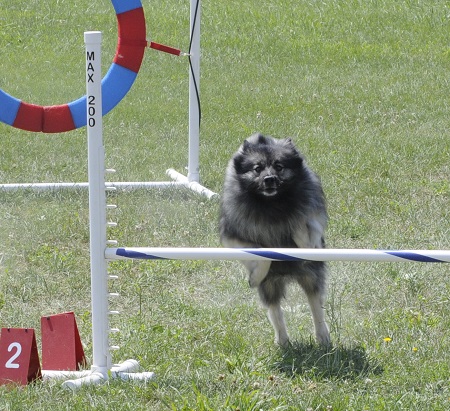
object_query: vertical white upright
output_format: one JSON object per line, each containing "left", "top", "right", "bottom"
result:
{"left": 85, "top": 31, "right": 110, "bottom": 375}
{"left": 56, "top": 32, "right": 155, "bottom": 389}
{"left": 188, "top": 0, "right": 201, "bottom": 183}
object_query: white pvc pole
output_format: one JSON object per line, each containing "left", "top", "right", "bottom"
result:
{"left": 105, "top": 247, "right": 450, "bottom": 263}
{"left": 85, "top": 31, "right": 110, "bottom": 376}
{"left": 0, "top": 181, "right": 183, "bottom": 191}
{"left": 187, "top": 0, "right": 201, "bottom": 183}
{"left": 166, "top": 168, "right": 218, "bottom": 199}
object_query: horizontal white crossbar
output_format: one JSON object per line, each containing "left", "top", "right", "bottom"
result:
{"left": 0, "top": 171, "right": 218, "bottom": 199}
{"left": 105, "top": 247, "right": 450, "bottom": 263}
{"left": 0, "top": 181, "right": 183, "bottom": 191}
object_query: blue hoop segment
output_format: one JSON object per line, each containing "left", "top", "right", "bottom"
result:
{"left": 0, "top": 0, "right": 146, "bottom": 133}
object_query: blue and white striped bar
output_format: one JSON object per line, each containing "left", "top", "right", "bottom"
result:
{"left": 105, "top": 248, "right": 450, "bottom": 263}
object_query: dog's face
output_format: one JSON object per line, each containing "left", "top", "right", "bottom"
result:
{"left": 232, "top": 134, "right": 304, "bottom": 198}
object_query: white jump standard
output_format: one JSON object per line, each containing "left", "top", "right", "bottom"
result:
{"left": 47, "top": 32, "right": 155, "bottom": 389}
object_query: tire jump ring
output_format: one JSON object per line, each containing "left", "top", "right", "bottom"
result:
{"left": 0, "top": 0, "right": 146, "bottom": 133}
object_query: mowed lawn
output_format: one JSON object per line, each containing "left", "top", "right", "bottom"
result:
{"left": 1, "top": 0, "right": 450, "bottom": 409}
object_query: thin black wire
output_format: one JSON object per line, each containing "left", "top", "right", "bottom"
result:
{"left": 188, "top": 0, "right": 201, "bottom": 128}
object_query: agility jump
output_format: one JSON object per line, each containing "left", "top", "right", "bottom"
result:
{"left": 0, "top": 0, "right": 215, "bottom": 198}
{"left": 2, "top": 0, "right": 450, "bottom": 391}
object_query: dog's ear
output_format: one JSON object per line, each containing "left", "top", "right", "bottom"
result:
{"left": 233, "top": 152, "right": 248, "bottom": 174}
{"left": 282, "top": 137, "right": 295, "bottom": 148}
{"left": 283, "top": 138, "right": 302, "bottom": 155}
{"left": 242, "top": 139, "right": 252, "bottom": 152}
{"left": 257, "top": 134, "right": 269, "bottom": 145}
{"left": 281, "top": 138, "right": 305, "bottom": 167}
{"left": 244, "top": 133, "right": 270, "bottom": 149}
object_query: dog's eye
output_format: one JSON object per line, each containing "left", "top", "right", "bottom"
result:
{"left": 274, "top": 164, "right": 283, "bottom": 172}
{"left": 253, "top": 165, "right": 262, "bottom": 173}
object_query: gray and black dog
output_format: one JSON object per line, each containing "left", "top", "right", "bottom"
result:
{"left": 219, "top": 133, "right": 330, "bottom": 346}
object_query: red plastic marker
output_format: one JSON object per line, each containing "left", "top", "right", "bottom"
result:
{"left": 0, "top": 328, "right": 42, "bottom": 385}
{"left": 41, "top": 312, "right": 86, "bottom": 371}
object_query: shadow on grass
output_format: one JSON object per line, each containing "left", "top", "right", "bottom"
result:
{"left": 273, "top": 340, "right": 383, "bottom": 381}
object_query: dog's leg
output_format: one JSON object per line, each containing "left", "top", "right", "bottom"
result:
{"left": 244, "top": 260, "right": 271, "bottom": 288}
{"left": 306, "top": 291, "right": 330, "bottom": 345}
{"left": 298, "top": 261, "right": 330, "bottom": 345}
{"left": 221, "top": 237, "right": 271, "bottom": 287}
{"left": 267, "top": 303, "right": 289, "bottom": 347}
{"left": 294, "top": 218, "right": 326, "bottom": 249}
{"left": 258, "top": 277, "right": 289, "bottom": 346}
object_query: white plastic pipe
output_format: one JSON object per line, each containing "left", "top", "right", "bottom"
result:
{"left": 188, "top": 0, "right": 201, "bottom": 183}
{"left": 0, "top": 181, "right": 183, "bottom": 191}
{"left": 41, "top": 370, "right": 94, "bottom": 380}
{"left": 85, "top": 31, "right": 110, "bottom": 375}
{"left": 62, "top": 372, "right": 106, "bottom": 390}
{"left": 166, "top": 168, "right": 218, "bottom": 199}
{"left": 110, "top": 359, "right": 154, "bottom": 381}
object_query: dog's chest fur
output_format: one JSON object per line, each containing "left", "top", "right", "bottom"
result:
{"left": 223, "top": 194, "right": 310, "bottom": 248}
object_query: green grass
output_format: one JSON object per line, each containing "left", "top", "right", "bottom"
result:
{"left": 1, "top": 0, "right": 450, "bottom": 409}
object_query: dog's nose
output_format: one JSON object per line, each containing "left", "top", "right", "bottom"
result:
{"left": 264, "top": 175, "right": 276, "bottom": 185}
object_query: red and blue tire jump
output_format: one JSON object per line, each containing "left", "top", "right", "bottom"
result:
{"left": 0, "top": 0, "right": 146, "bottom": 133}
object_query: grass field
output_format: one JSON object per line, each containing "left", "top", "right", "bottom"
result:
{"left": 1, "top": 0, "right": 450, "bottom": 409}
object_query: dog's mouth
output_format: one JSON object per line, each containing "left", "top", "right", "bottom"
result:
{"left": 262, "top": 187, "right": 278, "bottom": 196}
{"left": 261, "top": 175, "right": 280, "bottom": 197}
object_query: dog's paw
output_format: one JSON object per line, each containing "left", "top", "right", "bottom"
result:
{"left": 315, "top": 324, "right": 331, "bottom": 346}
{"left": 248, "top": 273, "right": 262, "bottom": 288}
{"left": 276, "top": 336, "right": 291, "bottom": 348}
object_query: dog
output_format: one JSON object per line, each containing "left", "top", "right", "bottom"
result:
{"left": 219, "top": 133, "right": 330, "bottom": 347}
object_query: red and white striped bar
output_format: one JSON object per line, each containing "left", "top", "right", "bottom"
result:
{"left": 105, "top": 248, "right": 450, "bottom": 263}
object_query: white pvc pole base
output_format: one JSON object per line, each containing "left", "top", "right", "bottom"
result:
{"left": 42, "top": 360, "right": 155, "bottom": 390}
{"left": 41, "top": 369, "right": 93, "bottom": 380}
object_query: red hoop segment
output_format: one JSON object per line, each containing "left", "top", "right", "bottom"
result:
{"left": 114, "top": 8, "right": 148, "bottom": 73}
